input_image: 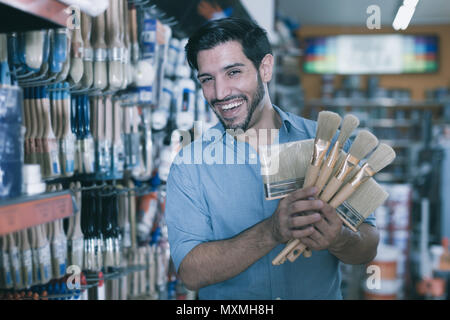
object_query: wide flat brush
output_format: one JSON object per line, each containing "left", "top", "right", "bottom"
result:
{"left": 320, "top": 130, "right": 378, "bottom": 202}
{"left": 335, "top": 178, "right": 389, "bottom": 232}
{"left": 314, "top": 114, "right": 359, "bottom": 193}
{"left": 259, "top": 139, "right": 314, "bottom": 200}
{"left": 329, "top": 143, "right": 396, "bottom": 208}
{"left": 303, "top": 111, "right": 341, "bottom": 188}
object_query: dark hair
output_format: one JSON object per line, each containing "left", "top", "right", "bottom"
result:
{"left": 185, "top": 17, "right": 272, "bottom": 71}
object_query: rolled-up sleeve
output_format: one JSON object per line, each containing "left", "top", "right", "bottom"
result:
{"left": 165, "top": 161, "right": 213, "bottom": 272}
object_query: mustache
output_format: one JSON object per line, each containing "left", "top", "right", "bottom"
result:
{"left": 211, "top": 95, "right": 247, "bottom": 107}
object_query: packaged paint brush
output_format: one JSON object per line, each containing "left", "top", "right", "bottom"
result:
{"left": 67, "top": 182, "right": 84, "bottom": 269}
{"left": 81, "top": 12, "right": 94, "bottom": 88}
{"left": 19, "top": 229, "right": 33, "bottom": 289}
{"left": 0, "top": 235, "right": 14, "bottom": 289}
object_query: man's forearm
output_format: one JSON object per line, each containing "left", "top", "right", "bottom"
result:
{"left": 178, "top": 218, "right": 278, "bottom": 291}
{"left": 328, "top": 223, "right": 380, "bottom": 265}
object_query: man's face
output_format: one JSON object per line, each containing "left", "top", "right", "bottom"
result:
{"left": 196, "top": 41, "right": 266, "bottom": 131}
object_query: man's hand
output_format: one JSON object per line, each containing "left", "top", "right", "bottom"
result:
{"left": 300, "top": 202, "right": 344, "bottom": 251}
{"left": 269, "top": 187, "right": 324, "bottom": 244}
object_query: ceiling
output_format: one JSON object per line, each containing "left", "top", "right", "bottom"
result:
{"left": 277, "top": 0, "right": 450, "bottom": 27}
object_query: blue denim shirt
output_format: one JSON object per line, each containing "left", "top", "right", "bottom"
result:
{"left": 165, "top": 105, "right": 376, "bottom": 300}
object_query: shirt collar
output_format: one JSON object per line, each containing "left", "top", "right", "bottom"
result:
{"left": 213, "top": 104, "right": 305, "bottom": 142}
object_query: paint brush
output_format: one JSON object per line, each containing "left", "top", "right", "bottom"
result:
{"left": 92, "top": 12, "right": 108, "bottom": 90}
{"left": 24, "top": 30, "right": 45, "bottom": 71}
{"left": 320, "top": 130, "right": 378, "bottom": 203}
{"left": 81, "top": 12, "right": 94, "bottom": 88}
{"left": 50, "top": 185, "right": 67, "bottom": 279}
{"left": 69, "top": 26, "right": 84, "bottom": 85}
{"left": 104, "top": 95, "right": 113, "bottom": 175}
{"left": 0, "top": 33, "right": 12, "bottom": 85}
{"left": 106, "top": 0, "right": 124, "bottom": 90}
{"left": 59, "top": 83, "right": 76, "bottom": 177}
{"left": 304, "top": 111, "right": 342, "bottom": 188}
{"left": 335, "top": 178, "right": 389, "bottom": 233}
{"left": 112, "top": 98, "right": 125, "bottom": 175}
{"left": 314, "top": 114, "right": 359, "bottom": 193}
{"left": 119, "top": 0, "right": 129, "bottom": 89}
{"left": 1, "top": 235, "right": 14, "bottom": 289}
{"left": 36, "top": 223, "right": 52, "bottom": 284}
{"left": 56, "top": 30, "right": 72, "bottom": 82}
{"left": 7, "top": 233, "right": 21, "bottom": 289}
{"left": 31, "top": 87, "right": 44, "bottom": 172}
{"left": 68, "top": 182, "right": 84, "bottom": 268}
{"left": 102, "top": 192, "right": 115, "bottom": 270}
{"left": 260, "top": 139, "right": 314, "bottom": 200}
{"left": 19, "top": 229, "right": 33, "bottom": 289}
{"left": 41, "top": 86, "right": 61, "bottom": 178}
{"left": 23, "top": 87, "right": 31, "bottom": 164}
{"left": 97, "top": 96, "right": 111, "bottom": 173}
{"left": 329, "top": 143, "right": 396, "bottom": 208}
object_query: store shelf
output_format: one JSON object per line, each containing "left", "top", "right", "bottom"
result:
{"left": 379, "top": 139, "right": 412, "bottom": 148}
{"left": 0, "top": 0, "right": 70, "bottom": 32}
{"left": 0, "top": 190, "right": 75, "bottom": 236}
{"left": 367, "top": 119, "right": 419, "bottom": 127}
{"left": 305, "top": 98, "right": 446, "bottom": 109}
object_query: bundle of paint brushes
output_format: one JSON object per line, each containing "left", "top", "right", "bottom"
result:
{"left": 260, "top": 111, "right": 396, "bottom": 265}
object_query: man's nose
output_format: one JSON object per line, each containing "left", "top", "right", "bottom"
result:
{"left": 214, "top": 77, "right": 231, "bottom": 101}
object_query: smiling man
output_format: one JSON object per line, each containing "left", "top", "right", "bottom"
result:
{"left": 165, "top": 17, "right": 379, "bottom": 300}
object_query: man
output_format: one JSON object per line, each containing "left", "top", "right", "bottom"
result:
{"left": 165, "top": 17, "right": 379, "bottom": 299}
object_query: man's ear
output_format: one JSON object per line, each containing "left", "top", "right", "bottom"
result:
{"left": 259, "top": 54, "right": 274, "bottom": 83}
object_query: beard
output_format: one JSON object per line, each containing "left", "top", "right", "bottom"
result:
{"left": 211, "top": 74, "right": 265, "bottom": 132}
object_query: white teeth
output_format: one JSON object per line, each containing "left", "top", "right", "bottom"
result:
{"left": 221, "top": 101, "right": 243, "bottom": 110}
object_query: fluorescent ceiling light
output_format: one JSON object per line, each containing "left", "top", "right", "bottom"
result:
{"left": 392, "top": 0, "right": 419, "bottom": 30}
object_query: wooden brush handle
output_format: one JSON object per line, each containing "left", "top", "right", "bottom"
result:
{"left": 329, "top": 183, "right": 356, "bottom": 209}
{"left": 81, "top": 12, "right": 92, "bottom": 48}
{"left": 314, "top": 165, "right": 333, "bottom": 194}
{"left": 320, "top": 176, "right": 343, "bottom": 203}
{"left": 272, "top": 239, "right": 300, "bottom": 265}
{"left": 303, "top": 164, "right": 321, "bottom": 188}
{"left": 128, "top": 4, "right": 138, "bottom": 45}
{"left": 286, "top": 242, "right": 308, "bottom": 262}
{"left": 106, "top": 0, "right": 122, "bottom": 48}
{"left": 93, "top": 12, "right": 107, "bottom": 49}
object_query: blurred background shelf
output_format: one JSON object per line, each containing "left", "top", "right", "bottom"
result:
{"left": 0, "top": 190, "right": 75, "bottom": 236}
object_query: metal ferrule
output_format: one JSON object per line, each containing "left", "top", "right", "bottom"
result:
{"left": 311, "top": 139, "right": 330, "bottom": 166}
{"left": 325, "top": 141, "right": 341, "bottom": 168}
{"left": 264, "top": 178, "right": 305, "bottom": 200}
{"left": 336, "top": 201, "right": 364, "bottom": 232}
{"left": 335, "top": 153, "right": 360, "bottom": 181}
{"left": 348, "top": 163, "right": 376, "bottom": 188}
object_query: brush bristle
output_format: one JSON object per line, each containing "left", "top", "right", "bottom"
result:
{"left": 316, "top": 111, "right": 342, "bottom": 141}
{"left": 348, "top": 130, "right": 378, "bottom": 160}
{"left": 367, "top": 143, "right": 396, "bottom": 173}
{"left": 260, "top": 139, "right": 313, "bottom": 182}
{"left": 346, "top": 178, "right": 389, "bottom": 218}
{"left": 337, "top": 114, "right": 360, "bottom": 145}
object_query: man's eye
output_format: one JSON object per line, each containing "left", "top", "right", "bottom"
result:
{"left": 228, "top": 70, "right": 241, "bottom": 77}
{"left": 200, "top": 77, "right": 212, "bottom": 84}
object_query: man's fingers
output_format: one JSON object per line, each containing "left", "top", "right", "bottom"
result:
{"left": 291, "top": 226, "right": 315, "bottom": 239}
{"left": 289, "top": 199, "right": 324, "bottom": 215}
{"left": 289, "top": 213, "right": 321, "bottom": 229}
{"left": 286, "top": 187, "right": 318, "bottom": 203}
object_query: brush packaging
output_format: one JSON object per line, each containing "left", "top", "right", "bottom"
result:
{"left": 24, "top": 30, "right": 46, "bottom": 72}
{"left": 20, "top": 246, "right": 33, "bottom": 289}
{"left": 0, "top": 86, "right": 24, "bottom": 200}
{"left": 175, "top": 76, "right": 196, "bottom": 131}
{"left": 259, "top": 139, "right": 314, "bottom": 200}
{"left": 50, "top": 29, "right": 68, "bottom": 74}
{"left": 152, "top": 78, "right": 173, "bottom": 131}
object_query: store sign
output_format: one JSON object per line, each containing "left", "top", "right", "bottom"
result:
{"left": 303, "top": 34, "right": 438, "bottom": 74}
{"left": 336, "top": 35, "right": 403, "bottom": 74}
